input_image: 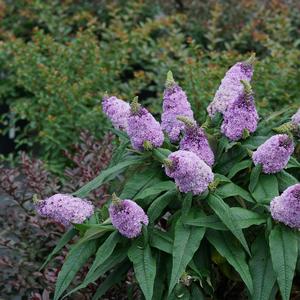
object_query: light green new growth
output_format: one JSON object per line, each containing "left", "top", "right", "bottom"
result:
{"left": 131, "top": 96, "right": 141, "bottom": 114}
{"left": 165, "top": 70, "right": 176, "bottom": 88}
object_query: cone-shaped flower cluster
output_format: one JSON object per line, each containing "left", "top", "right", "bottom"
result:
{"left": 109, "top": 194, "right": 148, "bottom": 238}
{"left": 127, "top": 97, "right": 164, "bottom": 151}
{"left": 207, "top": 54, "right": 255, "bottom": 117}
{"left": 161, "top": 71, "right": 194, "bottom": 142}
{"left": 36, "top": 194, "right": 94, "bottom": 226}
{"left": 164, "top": 150, "right": 214, "bottom": 195}
{"left": 178, "top": 116, "right": 214, "bottom": 166}
{"left": 252, "top": 134, "right": 294, "bottom": 174}
{"left": 102, "top": 95, "right": 130, "bottom": 131}
{"left": 221, "top": 80, "right": 259, "bottom": 141}
{"left": 270, "top": 184, "right": 300, "bottom": 229}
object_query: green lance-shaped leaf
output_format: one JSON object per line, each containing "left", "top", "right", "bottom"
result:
{"left": 269, "top": 225, "right": 298, "bottom": 300}
{"left": 150, "top": 229, "right": 173, "bottom": 254}
{"left": 128, "top": 241, "right": 157, "bottom": 300}
{"left": 40, "top": 228, "right": 76, "bottom": 270}
{"left": 228, "top": 159, "right": 252, "bottom": 179}
{"left": 91, "top": 261, "right": 131, "bottom": 300}
{"left": 169, "top": 218, "right": 205, "bottom": 294}
{"left": 249, "top": 163, "right": 262, "bottom": 192}
{"left": 186, "top": 208, "right": 266, "bottom": 230}
{"left": 74, "top": 157, "right": 144, "bottom": 198}
{"left": 216, "top": 182, "right": 254, "bottom": 203}
{"left": 54, "top": 239, "right": 98, "bottom": 300}
{"left": 207, "top": 193, "right": 250, "bottom": 255}
{"left": 135, "top": 180, "right": 176, "bottom": 200}
{"left": 251, "top": 174, "right": 278, "bottom": 204}
{"left": 249, "top": 235, "right": 276, "bottom": 300}
{"left": 207, "top": 230, "right": 253, "bottom": 294}
{"left": 64, "top": 246, "right": 129, "bottom": 297}
{"left": 276, "top": 170, "right": 298, "bottom": 192}
{"left": 147, "top": 189, "right": 177, "bottom": 224}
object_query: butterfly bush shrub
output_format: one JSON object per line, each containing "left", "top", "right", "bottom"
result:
{"left": 37, "top": 55, "right": 300, "bottom": 300}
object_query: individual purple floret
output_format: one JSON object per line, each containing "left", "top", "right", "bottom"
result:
{"left": 109, "top": 194, "right": 148, "bottom": 238}
{"left": 36, "top": 194, "right": 94, "bottom": 227}
{"left": 127, "top": 97, "right": 164, "bottom": 151}
{"left": 221, "top": 80, "right": 259, "bottom": 141}
{"left": 164, "top": 150, "right": 214, "bottom": 195}
{"left": 161, "top": 71, "right": 194, "bottom": 142}
{"left": 207, "top": 54, "right": 255, "bottom": 117}
{"left": 270, "top": 184, "right": 300, "bottom": 229}
{"left": 252, "top": 134, "right": 294, "bottom": 174}
{"left": 178, "top": 116, "right": 214, "bottom": 166}
{"left": 102, "top": 95, "right": 130, "bottom": 131}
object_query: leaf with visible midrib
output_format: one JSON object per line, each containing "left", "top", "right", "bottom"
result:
{"left": 207, "top": 193, "right": 250, "bottom": 255}
{"left": 54, "top": 239, "right": 97, "bottom": 300}
{"left": 128, "top": 242, "right": 156, "bottom": 300}
{"left": 74, "top": 157, "right": 144, "bottom": 197}
{"left": 207, "top": 230, "right": 253, "bottom": 294}
{"left": 269, "top": 225, "right": 298, "bottom": 300}
{"left": 249, "top": 235, "right": 276, "bottom": 300}
{"left": 169, "top": 219, "right": 205, "bottom": 294}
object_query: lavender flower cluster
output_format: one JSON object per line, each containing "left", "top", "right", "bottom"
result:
{"left": 109, "top": 196, "right": 148, "bottom": 238}
{"left": 252, "top": 134, "right": 294, "bottom": 174}
{"left": 165, "top": 150, "right": 214, "bottom": 195}
{"left": 161, "top": 72, "right": 194, "bottom": 142}
{"left": 36, "top": 194, "right": 94, "bottom": 226}
{"left": 207, "top": 55, "right": 254, "bottom": 117}
{"left": 270, "top": 184, "right": 300, "bottom": 229}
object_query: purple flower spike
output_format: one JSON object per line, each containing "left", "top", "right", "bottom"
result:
{"left": 127, "top": 97, "right": 164, "bottom": 151}
{"left": 221, "top": 80, "right": 259, "bottom": 141}
{"left": 270, "top": 184, "right": 300, "bottom": 229}
{"left": 161, "top": 71, "right": 194, "bottom": 142}
{"left": 36, "top": 194, "right": 94, "bottom": 227}
{"left": 164, "top": 150, "right": 214, "bottom": 195}
{"left": 207, "top": 54, "right": 255, "bottom": 117}
{"left": 178, "top": 116, "right": 214, "bottom": 166}
{"left": 109, "top": 194, "right": 148, "bottom": 238}
{"left": 102, "top": 95, "right": 130, "bottom": 131}
{"left": 292, "top": 108, "right": 300, "bottom": 125}
{"left": 252, "top": 134, "right": 294, "bottom": 174}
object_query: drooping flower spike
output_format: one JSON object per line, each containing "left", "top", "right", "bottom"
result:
{"left": 221, "top": 80, "right": 259, "bottom": 141}
{"left": 178, "top": 116, "right": 215, "bottom": 166}
{"left": 127, "top": 96, "right": 164, "bottom": 151}
{"left": 161, "top": 71, "right": 194, "bottom": 142}
{"left": 102, "top": 94, "right": 130, "bottom": 131}
{"left": 109, "top": 193, "right": 149, "bottom": 238}
{"left": 252, "top": 134, "right": 294, "bottom": 174}
{"left": 164, "top": 150, "right": 214, "bottom": 195}
{"left": 207, "top": 53, "right": 255, "bottom": 117}
{"left": 35, "top": 194, "right": 94, "bottom": 227}
{"left": 270, "top": 184, "right": 300, "bottom": 229}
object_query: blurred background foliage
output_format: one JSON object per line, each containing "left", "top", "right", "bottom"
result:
{"left": 0, "top": 0, "right": 299, "bottom": 172}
